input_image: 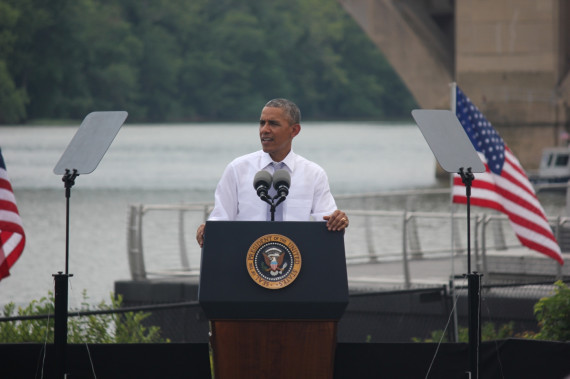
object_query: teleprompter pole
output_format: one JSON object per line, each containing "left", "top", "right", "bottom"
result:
{"left": 458, "top": 167, "right": 482, "bottom": 379}
{"left": 466, "top": 272, "right": 482, "bottom": 379}
{"left": 53, "top": 169, "right": 78, "bottom": 378}
{"left": 410, "top": 109, "right": 486, "bottom": 379}
{"left": 51, "top": 111, "right": 127, "bottom": 378}
{"left": 53, "top": 272, "right": 70, "bottom": 379}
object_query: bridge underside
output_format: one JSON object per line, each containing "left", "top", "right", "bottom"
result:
{"left": 339, "top": 0, "right": 570, "bottom": 169}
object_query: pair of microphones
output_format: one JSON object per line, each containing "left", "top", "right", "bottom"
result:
{"left": 253, "top": 169, "right": 291, "bottom": 220}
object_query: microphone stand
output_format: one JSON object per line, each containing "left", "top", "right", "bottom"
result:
{"left": 270, "top": 196, "right": 286, "bottom": 221}
{"left": 259, "top": 192, "right": 287, "bottom": 221}
{"left": 257, "top": 193, "right": 275, "bottom": 221}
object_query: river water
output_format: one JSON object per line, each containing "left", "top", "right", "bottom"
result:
{"left": 0, "top": 122, "right": 565, "bottom": 307}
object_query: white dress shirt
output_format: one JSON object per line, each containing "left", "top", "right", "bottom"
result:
{"left": 208, "top": 150, "right": 337, "bottom": 221}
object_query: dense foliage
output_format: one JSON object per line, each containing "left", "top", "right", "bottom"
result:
{"left": 0, "top": 291, "right": 166, "bottom": 343}
{"left": 533, "top": 280, "right": 570, "bottom": 341}
{"left": 0, "top": 0, "right": 416, "bottom": 124}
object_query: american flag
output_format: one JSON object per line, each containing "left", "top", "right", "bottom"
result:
{"left": 451, "top": 85, "right": 563, "bottom": 265}
{"left": 0, "top": 148, "right": 26, "bottom": 280}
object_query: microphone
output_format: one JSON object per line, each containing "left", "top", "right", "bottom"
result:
{"left": 273, "top": 169, "right": 291, "bottom": 199}
{"left": 253, "top": 170, "right": 272, "bottom": 201}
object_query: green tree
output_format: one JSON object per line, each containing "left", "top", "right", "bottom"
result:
{"left": 533, "top": 280, "right": 570, "bottom": 341}
{"left": 122, "top": 0, "right": 190, "bottom": 121}
{"left": 0, "top": 0, "right": 417, "bottom": 124}
{"left": 0, "top": 0, "right": 30, "bottom": 123}
{"left": 6, "top": 0, "right": 69, "bottom": 120}
{"left": 45, "top": 0, "right": 143, "bottom": 119}
{"left": 0, "top": 60, "right": 28, "bottom": 123}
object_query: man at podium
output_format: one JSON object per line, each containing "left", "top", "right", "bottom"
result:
{"left": 196, "top": 98, "right": 348, "bottom": 247}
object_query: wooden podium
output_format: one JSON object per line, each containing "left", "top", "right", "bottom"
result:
{"left": 198, "top": 221, "right": 349, "bottom": 379}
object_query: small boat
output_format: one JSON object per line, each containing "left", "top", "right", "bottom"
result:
{"left": 528, "top": 147, "right": 570, "bottom": 187}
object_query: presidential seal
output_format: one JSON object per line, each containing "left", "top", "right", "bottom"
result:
{"left": 246, "top": 234, "right": 302, "bottom": 290}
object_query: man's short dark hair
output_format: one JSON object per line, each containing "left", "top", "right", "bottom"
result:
{"left": 264, "top": 98, "right": 301, "bottom": 125}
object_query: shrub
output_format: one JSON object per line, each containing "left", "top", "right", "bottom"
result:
{"left": 533, "top": 280, "right": 570, "bottom": 342}
{"left": 0, "top": 291, "right": 167, "bottom": 343}
{"left": 412, "top": 321, "right": 515, "bottom": 343}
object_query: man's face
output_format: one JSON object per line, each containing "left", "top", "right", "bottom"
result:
{"left": 259, "top": 106, "right": 300, "bottom": 162}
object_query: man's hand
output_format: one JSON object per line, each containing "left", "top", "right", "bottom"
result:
{"left": 323, "top": 210, "right": 349, "bottom": 232}
{"left": 196, "top": 223, "right": 205, "bottom": 247}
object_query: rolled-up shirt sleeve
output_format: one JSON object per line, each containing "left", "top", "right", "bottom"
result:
{"left": 310, "top": 169, "right": 337, "bottom": 221}
{"left": 208, "top": 164, "right": 238, "bottom": 221}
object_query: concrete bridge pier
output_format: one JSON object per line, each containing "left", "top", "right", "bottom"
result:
{"left": 338, "top": 0, "right": 570, "bottom": 170}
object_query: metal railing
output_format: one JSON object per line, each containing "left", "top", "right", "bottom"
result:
{"left": 127, "top": 203, "right": 213, "bottom": 280}
{"left": 126, "top": 191, "right": 570, "bottom": 285}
